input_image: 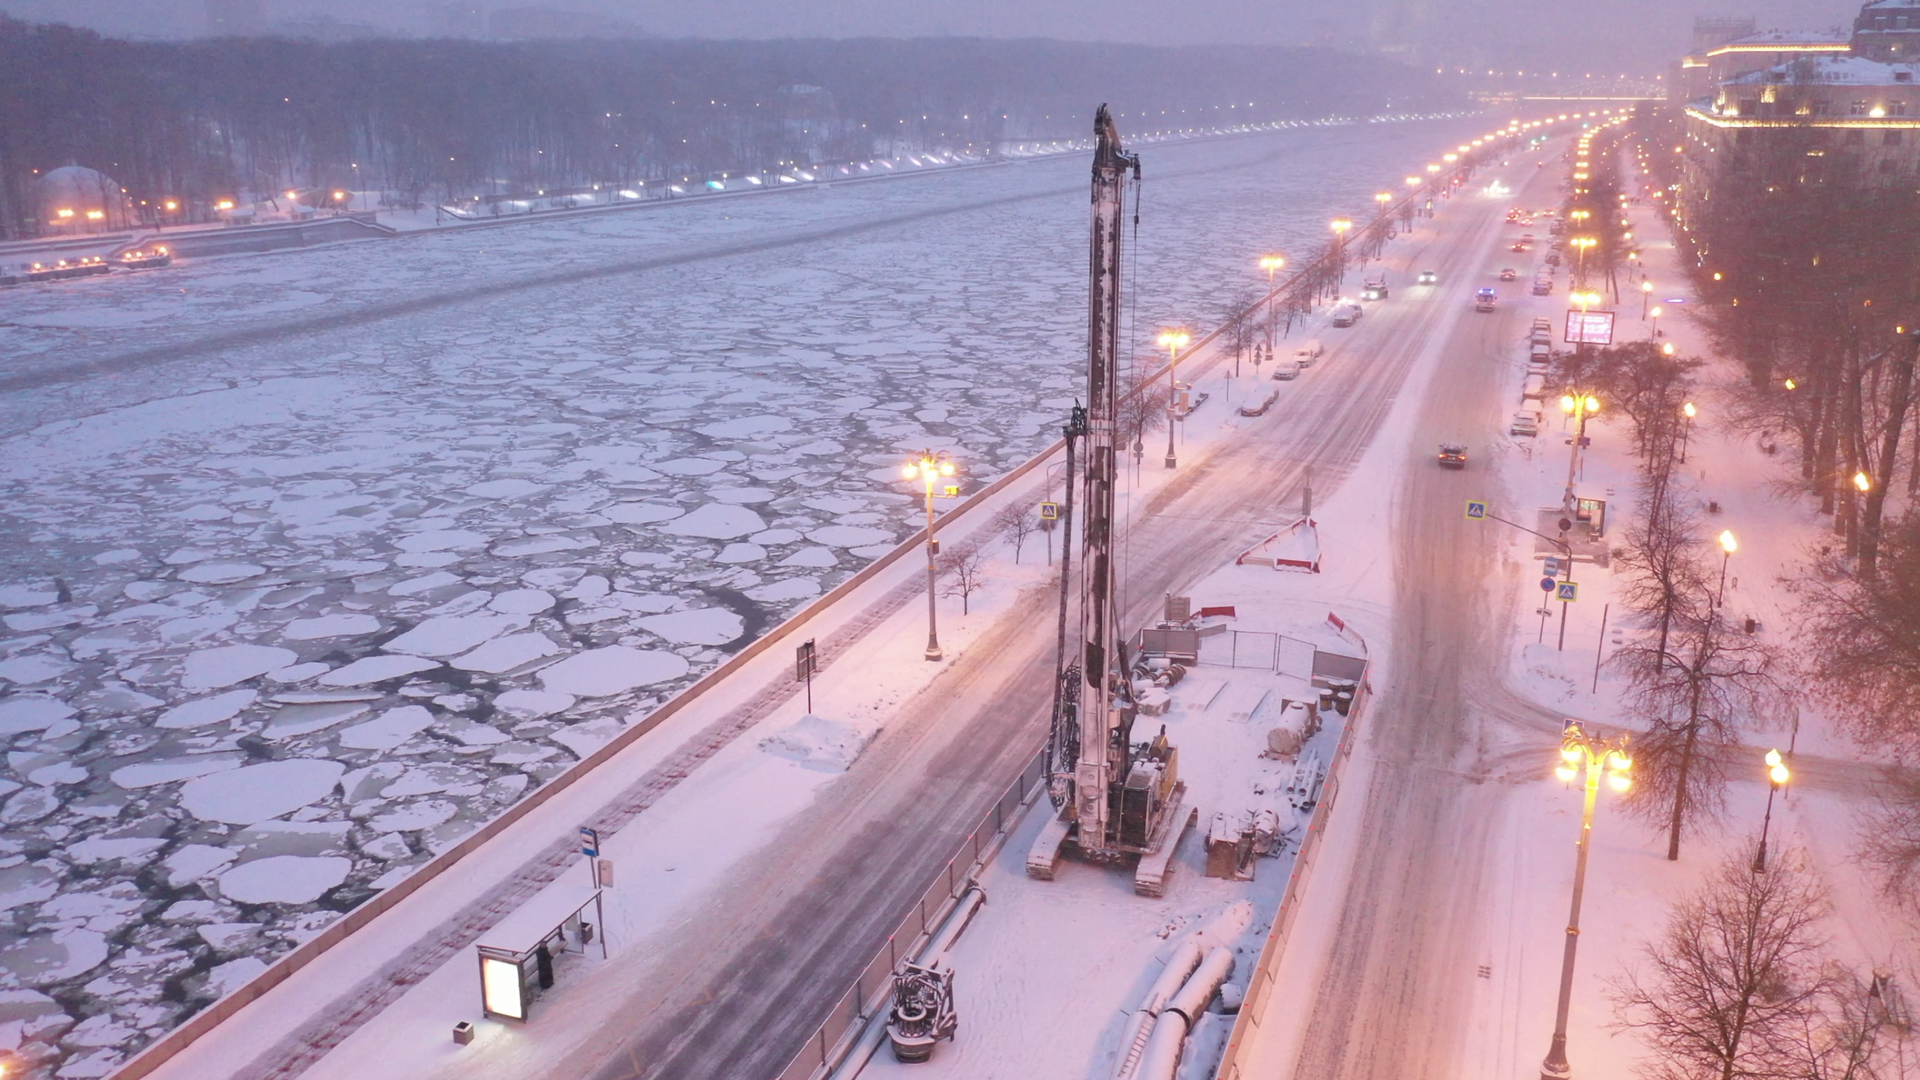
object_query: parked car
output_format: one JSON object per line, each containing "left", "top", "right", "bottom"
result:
{"left": 1292, "top": 339, "right": 1324, "bottom": 366}
{"left": 1499, "top": 268, "right": 1518, "bottom": 281}
{"left": 1418, "top": 269, "right": 1438, "bottom": 284}
{"left": 1330, "top": 302, "right": 1363, "bottom": 327}
{"left": 1271, "top": 360, "right": 1302, "bottom": 381}
{"left": 1510, "top": 413, "right": 1540, "bottom": 436}
{"left": 1438, "top": 443, "right": 1469, "bottom": 468}
{"left": 1531, "top": 278, "right": 1554, "bottom": 295}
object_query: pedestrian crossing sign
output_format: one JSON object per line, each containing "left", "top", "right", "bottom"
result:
{"left": 1556, "top": 581, "right": 1579, "bottom": 602}
{"left": 1465, "top": 500, "right": 1488, "bottom": 520}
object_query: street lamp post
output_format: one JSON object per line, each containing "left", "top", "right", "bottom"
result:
{"left": 1159, "top": 330, "right": 1190, "bottom": 469}
{"left": 1680, "top": 401, "right": 1696, "bottom": 463}
{"left": 1641, "top": 280, "right": 1653, "bottom": 319}
{"left": 1753, "top": 748, "right": 1791, "bottom": 872}
{"left": 903, "top": 450, "right": 956, "bottom": 660}
{"left": 1561, "top": 390, "right": 1599, "bottom": 516}
{"left": 1716, "top": 529, "right": 1737, "bottom": 607}
{"left": 1260, "top": 256, "right": 1285, "bottom": 356}
{"left": 1649, "top": 305, "right": 1662, "bottom": 341}
{"left": 1330, "top": 217, "right": 1352, "bottom": 284}
{"left": 1540, "top": 719, "right": 1633, "bottom": 1080}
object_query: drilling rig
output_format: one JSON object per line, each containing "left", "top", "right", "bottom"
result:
{"left": 1027, "top": 105, "right": 1191, "bottom": 898}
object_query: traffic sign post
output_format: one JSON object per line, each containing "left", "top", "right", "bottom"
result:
{"left": 1465, "top": 499, "right": 1488, "bottom": 520}
{"left": 1556, "top": 582, "right": 1579, "bottom": 602}
{"left": 579, "top": 826, "right": 601, "bottom": 888}
{"left": 795, "top": 638, "right": 817, "bottom": 714}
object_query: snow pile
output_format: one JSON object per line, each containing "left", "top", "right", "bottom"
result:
{"left": 758, "top": 714, "right": 877, "bottom": 772}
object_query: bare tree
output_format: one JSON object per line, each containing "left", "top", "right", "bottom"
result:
{"left": 1613, "top": 589, "right": 1782, "bottom": 861}
{"left": 942, "top": 548, "right": 987, "bottom": 615}
{"left": 1795, "top": 512, "right": 1920, "bottom": 762}
{"left": 1611, "top": 846, "right": 1834, "bottom": 1080}
{"left": 1116, "top": 382, "right": 1170, "bottom": 471}
{"left": 1614, "top": 482, "right": 1708, "bottom": 672}
{"left": 1791, "top": 967, "right": 1911, "bottom": 1080}
{"left": 991, "top": 502, "right": 1037, "bottom": 565}
{"left": 1857, "top": 770, "right": 1920, "bottom": 913}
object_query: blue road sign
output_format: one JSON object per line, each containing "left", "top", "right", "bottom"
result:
{"left": 579, "top": 826, "right": 599, "bottom": 858}
{"left": 1557, "top": 581, "right": 1579, "bottom": 602}
{"left": 1540, "top": 577, "right": 1557, "bottom": 593}
{"left": 1466, "top": 500, "right": 1488, "bottom": 520}
{"left": 1543, "top": 556, "right": 1562, "bottom": 577}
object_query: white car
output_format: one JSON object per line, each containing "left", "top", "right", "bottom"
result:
{"left": 1271, "top": 360, "right": 1302, "bottom": 381}
{"left": 1510, "top": 412, "right": 1540, "bottom": 436}
{"left": 1330, "top": 303, "right": 1362, "bottom": 328}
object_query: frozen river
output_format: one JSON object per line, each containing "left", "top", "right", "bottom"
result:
{"left": 0, "top": 114, "right": 1493, "bottom": 1077}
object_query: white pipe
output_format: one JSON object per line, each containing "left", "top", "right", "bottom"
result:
{"left": 1132, "top": 948, "right": 1237, "bottom": 1080}
{"left": 923, "top": 886, "right": 986, "bottom": 967}
{"left": 1164, "top": 947, "right": 1235, "bottom": 1024}
{"left": 1112, "top": 942, "right": 1204, "bottom": 1080}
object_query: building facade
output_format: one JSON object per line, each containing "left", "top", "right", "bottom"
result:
{"left": 1676, "top": 1, "right": 1920, "bottom": 241}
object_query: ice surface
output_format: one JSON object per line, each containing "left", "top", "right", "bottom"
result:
{"left": 218, "top": 856, "right": 352, "bottom": 904}
{"left": 381, "top": 614, "right": 522, "bottom": 658}
{"left": 317, "top": 655, "right": 442, "bottom": 686}
{"left": 337, "top": 706, "right": 435, "bottom": 751}
{"left": 179, "top": 760, "right": 347, "bottom": 824}
{"left": 181, "top": 645, "right": 298, "bottom": 689}
{"left": 659, "top": 504, "right": 766, "bottom": 539}
{"left": 0, "top": 697, "right": 75, "bottom": 735}
{"left": 283, "top": 614, "right": 382, "bottom": 640}
{"left": 154, "top": 689, "right": 256, "bottom": 730}
{"left": 537, "top": 646, "right": 689, "bottom": 696}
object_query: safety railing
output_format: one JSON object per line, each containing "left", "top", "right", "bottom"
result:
{"left": 1210, "top": 674, "right": 1371, "bottom": 1079}
{"left": 775, "top": 751, "right": 1048, "bottom": 1080}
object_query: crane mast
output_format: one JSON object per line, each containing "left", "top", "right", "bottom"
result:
{"left": 1073, "top": 104, "right": 1139, "bottom": 850}
{"left": 1034, "top": 105, "right": 1185, "bottom": 892}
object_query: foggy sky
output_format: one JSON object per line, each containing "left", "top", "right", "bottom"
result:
{"left": 7, "top": 0, "right": 1859, "bottom": 72}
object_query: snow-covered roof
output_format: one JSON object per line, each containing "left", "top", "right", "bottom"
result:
{"left": 1706, "top": 28, "right": 1851, "bottom": 53}
{"left": 1724, "top": 54, "right": 1920, "bottom": 85}
{"left": 1862, "top": 0, "right": 1920, "bottom": 10}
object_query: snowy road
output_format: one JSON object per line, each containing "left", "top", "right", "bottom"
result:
{"left": 536, "top": 153, "right": 1550, "bottom": 1079}
{"left": 0, "top": 117, "right": 1499, "bottom": 1079}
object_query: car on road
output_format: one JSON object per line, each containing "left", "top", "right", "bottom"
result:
{"left": 1361, "top": 274, "right": 1389, "bottom": 301}
{"left": 1510, "top": 413, "right": 1540, "bottom": 437}
{"left": 1499, "top": 268, "right": 1518, "bottom": 281}
{"left": 1438, "top": 443, "right": 1469, "bottom": 468}
{"left": 1271, "top": 360, "right": 1302, "bottom": 380}
{"left": 1417, "top": 269, "right": 1438, "bottom": 284}
{"left": 1510, "top": 242, "right": 1530, "bottom": 253}
{"left": 1330, "top": 302, "right": 1363, "bottom": 327}
{"left": 1474, "top": 287, "right": 1497, "bottom": 312}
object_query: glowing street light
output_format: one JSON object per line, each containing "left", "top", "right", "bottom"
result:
{"left": 1539, "top": 719, "right": 1633, "bottom": 1080}
{"left": 1561, "top": 390, "right": 1600, "bottom": 513}
{"left": 1680, "top": 401, "right": 1696, "bottom": 462}
{"left": 903, "top": 450, "right": 957, "bottom": 660}
{"left": 1716, "top": 529, "right": 1737, "bottom": 606}
{"left": 1854, "top": 470, "right": 1872, "bottom": 493}
{"left": 1259, "top": 256, "right": 1286, "bottom": 355}
{"left": 1640, "top": 279, "right": 1653, "bottom": 319}
{"left": 1753, "top": 748, "right": 1792, "bottom": 872}
{"left": 1159, "top": 329, "right": 1191, "bottom": 468}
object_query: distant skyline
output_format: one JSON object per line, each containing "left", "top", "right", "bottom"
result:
{"left": 4, "top": 0, "right": 1861, "bottom": 71}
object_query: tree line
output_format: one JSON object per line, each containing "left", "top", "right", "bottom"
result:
{"left": 0, "top": 19, "right": 1464, "bottom": 238}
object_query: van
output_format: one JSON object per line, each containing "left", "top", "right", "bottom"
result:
{"left": 1474, "top": 288, "right": 1497, "bottom": 313}
{"left": 1271, "top": 360, "right": 1303, "bottom": 381}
